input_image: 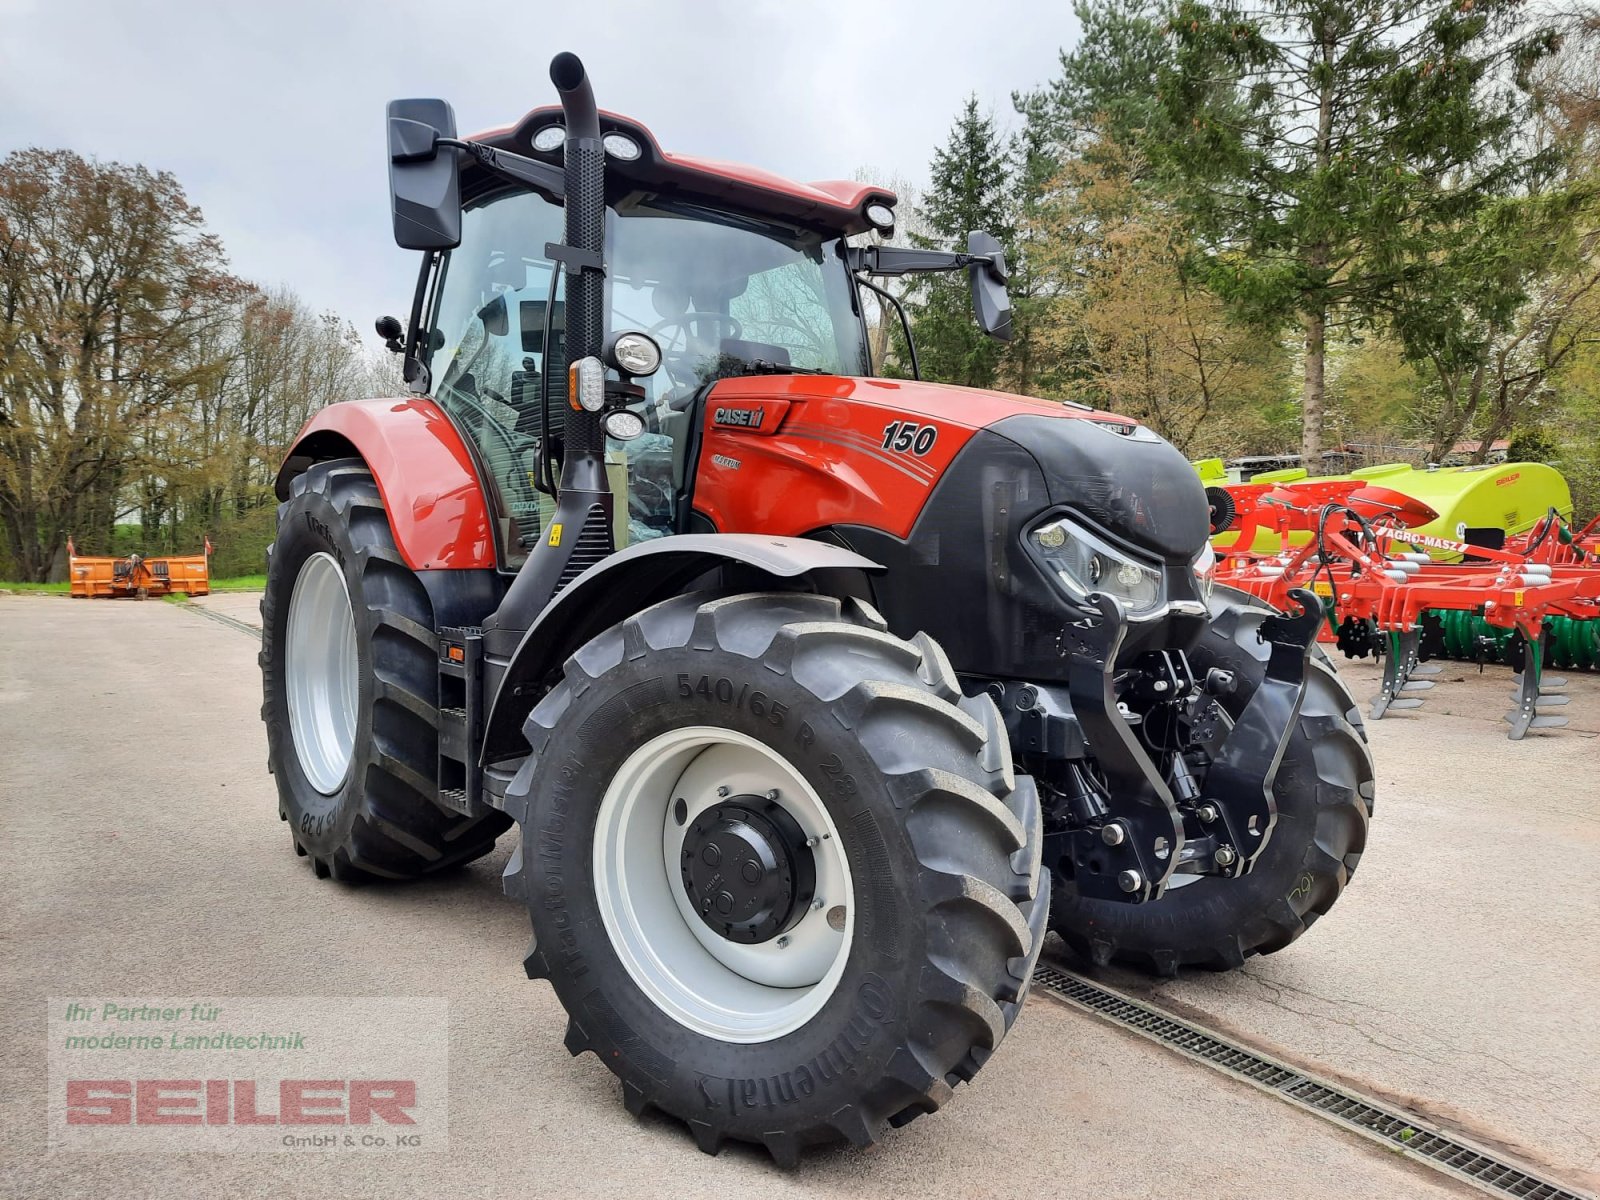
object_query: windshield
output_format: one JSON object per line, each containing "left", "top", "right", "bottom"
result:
{"left": 431, "top": 192, "right": 867, "bottom": 405}
{"left": 607, "top": 197, "right": 868, "bottom": 389}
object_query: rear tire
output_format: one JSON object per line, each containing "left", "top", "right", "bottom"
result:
{"left": 501, "top": 591, "right": 1046, "bottom": 1162}
{"left": 261, "top": 458, "right": 509, "bottom": 881}
{"left": 1050, "top": 588, "right": 1374, "bottom": 976}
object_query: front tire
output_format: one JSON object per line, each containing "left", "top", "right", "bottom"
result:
{"left": 1050, "top": 588, "right": 1374, "bottom": 976}
{"left": 502, "top": 591, "right": 1047, "bottom": 1162}
{"left": 260, "top": 458, "right": 509, "bottom": 881}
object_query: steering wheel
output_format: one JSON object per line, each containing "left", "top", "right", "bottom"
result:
{"left": 648, "top": 312, "right": 743, "bottom": 369}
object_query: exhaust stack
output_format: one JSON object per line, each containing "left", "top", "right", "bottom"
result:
{"left": 551, "top": 51, "right": 605, "bottom": 459}
{"left": 483, "top": 52, "right": 615, "bottom": 643}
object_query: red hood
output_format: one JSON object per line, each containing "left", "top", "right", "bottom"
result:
{"left": 707, "top": 374, "right": 1135, "bottom": 433}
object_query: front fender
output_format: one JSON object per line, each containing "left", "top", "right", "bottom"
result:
{"left": 480, "top": 533, "right": 881, "bottom": 763}
{"left": 275, "top": 397, "right": 495, "bottom": 571}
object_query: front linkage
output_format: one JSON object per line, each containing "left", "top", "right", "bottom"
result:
{"left": 1023, "top": 588, "right": 1323, "bottom": 905}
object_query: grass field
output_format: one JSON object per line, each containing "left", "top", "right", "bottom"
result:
{"left": 0, "top": 575, "right": 266, "bottom": 595}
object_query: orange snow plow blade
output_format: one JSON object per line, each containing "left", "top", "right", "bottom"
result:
{"left": 67, "top": 540, "right": 210, "bottom": 598}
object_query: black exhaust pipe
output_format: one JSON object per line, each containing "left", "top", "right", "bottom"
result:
{"left": 550, "top": 52, "right": 600, "bottom": 141}
{"left": 551, "top": 51, "right": 605, "bottom": 457}
{"left": 482, "top": 52, "right": 614, "bottom": 647}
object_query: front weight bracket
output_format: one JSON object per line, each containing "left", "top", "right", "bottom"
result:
{"left": 1058, "top": 593, "right": 1185, "bottom": 904}
{"left": 1198, "top": 588, "right": 1321, "bottom": 876}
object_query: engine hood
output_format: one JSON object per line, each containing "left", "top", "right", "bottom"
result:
{"left": 705, "top": 374, "right": 1141, "bottom": 433}
{"left": 991, "top": 413, "right": 1210, "bottom": 563}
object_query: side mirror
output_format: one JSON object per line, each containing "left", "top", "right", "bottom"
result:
{"left": 387, "top": 99, "right": 462, "bottom": 250}
{"left": 477, "top": 294, "right": 509, "bottom": 338}
{"left": 966, "top": 230, "right": 1013, "bottom": 342}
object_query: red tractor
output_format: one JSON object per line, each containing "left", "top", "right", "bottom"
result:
{"left": 261, "top": 54, "right": 1373, "bottom": 1162}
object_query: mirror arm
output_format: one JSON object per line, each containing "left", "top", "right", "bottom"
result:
{"left": 437, "top": 138, "right": 566, "bottom": 202}
{"left": 400, "top": 251, "right": 439, "bottom": 394}
{"left": 845, "top": 244, "right": 1004, "bottom": 281}
{"left": 853, "top": 274, "right": 920, "bottom": 381}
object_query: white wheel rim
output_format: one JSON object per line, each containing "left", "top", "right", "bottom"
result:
{"left": 593, "top": 726, "right": 854, "bottom": 1043}
{"left": 285, "top": 551, "right": 359, "bottom": 795}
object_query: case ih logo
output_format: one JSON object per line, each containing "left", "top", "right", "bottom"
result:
{"left": 713, "top": 406, "right": 765, "bottom": 429}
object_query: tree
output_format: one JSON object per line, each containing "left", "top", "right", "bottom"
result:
{"left": 1018, "top": 0, "right": 1175, "bottom": 155}
{"left": 1006, "top": 0, "right": 1182, "bottom": 398}
{"left": 906, "top": 97, "right": 1014, "bottom": 389}
{"left": 0, "top": 148, "right": 376, "bottom": 581}
{"left": 1028, "top": 135, "right": 1291, "bottom": 452}
{"left": 1405, "top": 6, "right": 1600, "bottom": 462}
{"left": 1162, "top": 0, "right": 1563, "bottom": 471}
{"left": 0, "top": 149, "right": 245, "bottom": 580}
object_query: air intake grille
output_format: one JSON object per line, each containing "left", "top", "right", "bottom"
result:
{"left": 555, "top": 503, "right": 612, "bottom": 592}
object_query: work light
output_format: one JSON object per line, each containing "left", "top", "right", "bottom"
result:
{"left": 605, "top": 330, "right": 662, "bottom": 377}
{"left": 569, "top": 356, "right": 606, "bottom": 412}
{"left": 602, "top": 132, "right": 641, "bottom": 161}
{"left": 603, "top": 410, "right": 645, "bottom": 441}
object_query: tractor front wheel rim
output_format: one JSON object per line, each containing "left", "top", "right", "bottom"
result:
{"left": 593, "top": 726, "right": 854, "bottom": 1044}
{"left": 285, "top": 551, "right": 359, "bottom": 795}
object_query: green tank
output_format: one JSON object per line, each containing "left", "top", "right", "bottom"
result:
{"left": 1196, "top": 459, "right": 1573, "bottom": 561}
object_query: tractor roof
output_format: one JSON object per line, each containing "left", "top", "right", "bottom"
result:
{"left": 469, "top": 106, "right": 897, "bottom": 237}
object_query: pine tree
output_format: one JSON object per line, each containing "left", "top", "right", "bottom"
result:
{"left": 907, "top": 97, "right": 1014, "bottom": 389}
{"left": 1021, "top": 0, "right": 1175, "bottom": 154}
{"left": 1162, "top": 0, "right": 1563, "bottom": 471}
{"left": 1008, "top": 0, "right": 1183, "bottom": 398}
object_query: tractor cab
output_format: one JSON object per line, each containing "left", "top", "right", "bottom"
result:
{"left": 387, "top": 101, "right": 1010, "bottom": 570}
{"left": 425, "top": 180, "right": 868, "bottom": 559}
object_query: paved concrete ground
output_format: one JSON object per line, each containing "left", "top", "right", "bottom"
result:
{"left": 1106, "top": 653, "right": 1600, "bottom": 1192}
{"left": 3, "top": 593, "right": 1594, "bottom": 1198}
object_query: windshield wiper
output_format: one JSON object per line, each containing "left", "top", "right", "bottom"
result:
{"left": 748, "top": 359, "right": 826, "bottom": 375}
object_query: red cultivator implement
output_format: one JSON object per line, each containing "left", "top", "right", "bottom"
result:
{"left": 1208, "top": 481, "right": 1600, "bottom": 739}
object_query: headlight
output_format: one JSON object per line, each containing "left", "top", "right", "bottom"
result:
{"left": 1029, "top": 516, "right": 1166, "bottom": 617}
{"left": 605, "top": 330, "right": 662, "bottom": 377}
{"left": 1193, "top": 541, "right": 1216, "bottom": 604}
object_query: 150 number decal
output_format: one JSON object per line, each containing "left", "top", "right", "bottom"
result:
{"left": 881, "top": 420, "right": 938, "bottom": 456}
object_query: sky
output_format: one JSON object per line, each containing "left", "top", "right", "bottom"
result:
{"left": 0, "top": 0, "right": 1081, "bottom": 353}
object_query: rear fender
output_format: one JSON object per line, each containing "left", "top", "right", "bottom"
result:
{"left": 275, "top": 397, "right": 496, "bottom": 570}
{"left": 480, "top": 534, "right": 881, "bottom": 763}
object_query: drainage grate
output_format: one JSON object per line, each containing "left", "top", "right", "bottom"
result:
{"left": 178, "top": 602, "right": 261, "bottom": 640}
{"left": 1030, "top": 963, "right": 1590, "bottom": 1200}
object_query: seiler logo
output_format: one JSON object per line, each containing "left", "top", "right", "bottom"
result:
{"left": 65, "top": 1079, "right": 418, "bottom": 1126}
{"left": 713, "top": 406, "right": 765, "bottom": 429}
